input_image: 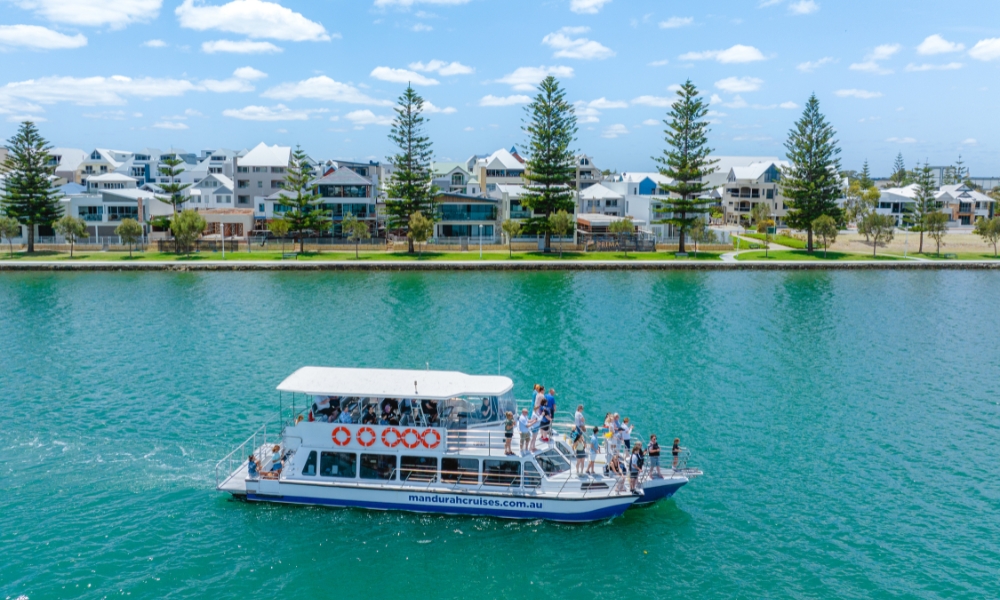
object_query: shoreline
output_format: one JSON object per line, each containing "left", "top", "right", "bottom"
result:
{"left": 2, "top": 260, "right": 1000, "bottom": 272}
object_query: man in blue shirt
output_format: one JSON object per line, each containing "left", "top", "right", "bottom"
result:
{"left": 544, "top": 389, "right": 557, "bottom": 419}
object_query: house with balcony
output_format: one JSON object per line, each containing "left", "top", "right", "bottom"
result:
{"left": 186, "top": 173, "right": 235, "bottom": 209}
{"left": 432, "top": 162, "right": 480, "bottom": 196}
{"left": 434, "top": 192, "right": 500, "bottom": 241}
{"left": 86, "top": 172, "right": 139, "bottom": 192}
{"left": 468, "top": 147, "right": 526, "bottom": 194}
{"left": 718, "top": 160, "right": 790, "bottom": 226}
{"left": 79, "top": 148, "right": 132, "bottom": 187}
{"left": 47, "top": 148, "right": 88, "bottom": 184}
{"left": 235, "top": 142, "right": 292, "bottom": 212}
{"left": 578, "top": 183, "right": 624, "bottom": 216}
{"left": 575, "top": 155, "right": 602, "bottom": 190}
{"left": 312, "top": 166, "right": 378, "bottom": 237}
{"left": 938, "top": 184, "right": 994, "bottom": 226}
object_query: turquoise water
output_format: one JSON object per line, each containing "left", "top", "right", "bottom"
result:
{"left": 2, "top": 271, "right": 998, "bottom": 599}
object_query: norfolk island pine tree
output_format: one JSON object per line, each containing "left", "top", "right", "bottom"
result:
{"left": 654, "top": 80, "right": 717, "bottom": 255}
{"left": 278, "top": 146, "right": 326, "bottom": 254}
{"left": 0, "top": 121, "right": 62, "bottom": 253}
{"left": 781, "top": 94, "right": 843, "bottom": 253}
{"left": 385, "top": 86, "right": 437, "bottom": 254}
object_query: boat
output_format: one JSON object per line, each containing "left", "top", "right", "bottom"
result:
{"left": 215, "top": 366, "right": 701, "bottom": 523}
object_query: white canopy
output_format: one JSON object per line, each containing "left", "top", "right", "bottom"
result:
{"left": 277, "top": 367, "right": 514, "bottom": 400}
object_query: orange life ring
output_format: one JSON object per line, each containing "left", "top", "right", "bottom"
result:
{"left": 357, "top": 426, "right": 376, "bottom": 447}
{"left": 401, "top": 428, "right": 422, "bottom": 450}
{"left": 421, "top": 428, "right": 441, "bottom": 449}
{"left": 331, "top": 426, "right": 351, "bottom": 446}
{"left": 381, "top": 427, "right": 401, "bottom": 448}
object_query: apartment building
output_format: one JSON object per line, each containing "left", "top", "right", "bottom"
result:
{"left": 715, "top": 159, "right": 790, "bottom": 226}
{"left": 79, "top": 148, "right": 132, "bottom": 186}
{"left": 432, "top": 162, "right": 480, "bottom": 196}
{"left": 578, "top": 183, "right": 624, "bottom": 216}
{"left": 313, "top": 165, "right": 378, "bottom": 236}
{"left": 575, "top": 155, "right": 602, "bottom": 190}
{"left": 434, "top": 192, "right": 500, "bottom": 241}
{"left": 234, "top": 142, "right": 292, "bottom": 212}
{"left": 468, "top": 147, "right": 526, "bottom": 194}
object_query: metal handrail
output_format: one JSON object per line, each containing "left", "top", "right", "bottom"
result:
{"left": 215, "top": 422, "right": 269, "bottom": 489}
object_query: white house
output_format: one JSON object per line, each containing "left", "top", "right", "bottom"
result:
{"left": 718, "top": 160, "right": 790, "bottom": 226}
{"left": 187, "top": 173, "right": 235, "bottom": 208}
{"left": 85, "top": 172, "right": 139, "bottom": 192}
{"left": 578, "top": 183, "right": 624, "bottom": 216}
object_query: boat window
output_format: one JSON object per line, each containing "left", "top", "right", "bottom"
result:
{"left": 442, "top": 458, "right": 479, "bottom": 484}
{"left": 555, "top": 441, "right": 573, "bottom": 459}
{"left": 535, "top": 450, "right": 570, "bottom": 478}
{"left": 360, "top": 454, "right": 396, "bottom": 481}
{"left": 400, "top": 456, "right": 437, "bottom": 482}
{"left": 301, "top": 451, "right": 317, "bottom": 476}
{"left": 581, "top": 481, "right": 608, "bottom": 491}
{"left": 483, "top": 460, "right": 521, "bottom": 487}
{"left": 320, "top": 452, "right": 356, "bottom": 478}
{"left": 523, "top": 462, "right": 542, "bottom": 489}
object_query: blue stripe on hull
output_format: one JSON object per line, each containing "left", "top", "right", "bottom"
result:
{"left": 245, "top": 493, "right": 629, "bottom": 523}
{"left": 632, "top": 480, "right": 687, "bottom": 506}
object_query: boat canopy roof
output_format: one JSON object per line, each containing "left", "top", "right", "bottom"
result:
{"left": 277, "top": 367, "right": 514, "bottom": 400}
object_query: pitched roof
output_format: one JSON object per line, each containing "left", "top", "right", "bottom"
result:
{"left": 314, "top": 167, "right": 372, "bottom": 186}
{"left": 238, "top": 142, "right": 292, "bottom": 167}
{"left": 481, "top": 148, "right": 525, "bottom": 170}
{"left": 87, "top": 172, "right": 138, "bottom": 183}
{"left": 580, "top": 183, "right": 624, "bottom": 200}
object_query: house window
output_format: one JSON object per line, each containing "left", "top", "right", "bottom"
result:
{"left": 271, "top": 180, "right": 283, "bottom": 189}
{"left": 751, "top": 189, "right": 760, "bottom": 199}
{"left": 258, "top": 203, "right": 265, "bottom": 212}
{"left": 237, "top": 166, "right": 249, "bottom": 173}
{"left": 238, "top": 180, "right": 250, "bottom": 188}
{"left": 766, "top": 189, "right": 774, "bottom": 200}
{"left": 211, "top": 156, "right": 225, "bottom": 162}
{"left": 79, "top": 206, "right": 103, "bottom": 222}
{"left": 451, "top": 173, "right": 464, "bottom": 186}
{"left": 209, "top": 167, "right": 223, "bottom": 174}
{"left": 252, "top": 167, "right": 266, "bottom": 173}
{"left": 271, "top": 167, "right": 286, "bottom": 174}
{"left": 238, "top": 195, "right": 250, "bottom": 205}
{"left": 605, "top": 199, "right": 618, "bottom": 207}
{"left": 90, "top": 151, "right": 101, "bottom": 160}
{"left": 257, "top": 181, "right": 263, "bottom": 188}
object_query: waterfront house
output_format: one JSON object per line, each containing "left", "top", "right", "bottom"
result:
{"left": 575, "top": 155, "right": 602, "bottom": 190}
{"left": 434, "top": 191, "right": 500, "bottom": 241}
{"left": 86, "top": 172, "right": 139, "bottom": 193}
{"left": 47, "top": 148, "right": 88, "bottom": 184}
{"left": 187, "top": 173, "right": 235, "bottom": 208}
{"left": 468, "top": 147, "right": 526, "bottom": 194}
{"left": 79, "top": 148, "right": 132, "bottom": 187}
{"left": 432, "top": 162, "right": 480, "bottom": 196}
{"left": 937, "top": 184, "right": 995, "bottom": 226}
{"left": 578, "top": 183, "right": 624, "bottom": 216}
{"left": 717, "top": 159, "right": 790, "bottom": 226}
{"left": 235, "top": 142, "right": 292, "bottom": 213}
{"left": 313, "top": 165, "right": 378, "bottom": 237}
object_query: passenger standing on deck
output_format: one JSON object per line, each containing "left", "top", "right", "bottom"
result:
{"left": 270, "top": 445, "right": 283, "bottom": 476}
{"left": 517, "top": 408, "right": 531, "bottom": 453}
{"left": 620, "top": 417, "right": 633, "bottom": 455}
{"left": 529, "top": 406, "right": 543, "bottom": 452}
{"left": 574, "top": 405, "right": 585, "bottom": 430}
{"left": 504, "top": 411, "right": 515, "bottom": 456}
{"left": 629, "top": 443, "right": 643, "bottom": 494}
{"left": 672, "top": 437, "right": 681, "bottom": 469}
{"left": 533, "top": 384, "right": 545, "bottom": 410}
{"left": 247, "top": 455, "right": 259, "bottom": 479}
{"left": 608, "top": 453, "right": 625, "bottom": 492}
{"left": 545, "top": 388, "right": 557, "bottom": 419}
{"left": 586, "top": 427, "right": 600, "bottom": 475}
{"left": 573, "top": 430, "right": 586, "bottom": 475}
{"left": 607, "top": 421, "right": 620, "bottom": 457}
{"left": 648, "top": 435, "right": 662, "bottom": 478}
{"left": 539, "top": 400, "right": 551, "bottom": 443}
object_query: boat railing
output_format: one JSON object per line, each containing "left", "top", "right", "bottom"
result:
{"left": 215, "top": 422, "right": 271, "bottom": 490}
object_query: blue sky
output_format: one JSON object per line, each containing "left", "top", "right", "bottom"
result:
{"left": 1, "top": 0, "right": 999, "bottom": 175}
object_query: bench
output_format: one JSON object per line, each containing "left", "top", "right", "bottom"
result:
{"left": 281, "top": 252, "right": 299, "bottom": 260}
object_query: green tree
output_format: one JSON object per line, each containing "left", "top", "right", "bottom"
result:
{"left": 689, "top": 216, "right": 717, "bottom": 257}
{"left": 0, "top": 215, "right": 21, "bottom": 258}
{"left": 342, "top": 211, "right": 371, "bottom": 259}
{"left": 268, "top": 217, "right": 291, "bottom": 255}
{"left": 547, "top": 209, "right": 573, "bottom": 258}
{"left": 859, "top": 160, "right": 874, "bottom": 189}
{"left": 170, "top": 209, "right": 206, "bottom": 255}
{"left": 608, "top": 216, "right": 635, "bottom": 258}
{"left": 385, "top": 86, "right": 436, "bottom": 254}
{"left": 155, "top": 157, "right": 191, "bottom": 219}
{"left": 756, "top": 217, "right": 775, "bottom": 258}
{"left": 751, "top": 201, "right": 772, "bottom": 230}
{"left": 924, "top": 211, "right": 948, "bottom": 256}
{"left": 907, "top": 162, "right": 939, "bottom": 254}
{"left": 54, "top": 214, "right": 88, "bottom": 258}
{"left": 890, "top": 153, "right": 909, "bottom": 187}
{"left": 520, "top": 76, "right": 578, "bottom": 252}
{"left": 654, "top": 80, "right": 717, "bottom": 254}
{"left": 407, "top": 210, "right": 434, "bottom": 257}
{"left": 501, "top": 218, "right": 522, "bottom": 258}
{"left": 114, "top": 218, "right": 143, "bottom": 258}
{"left": 0, "top": 121, "right": 62, "bottom": 253}
{"left": 781, "top": 95, "right": 843, "bottom": 252}
{"left": 859, "top": 213, "right": 896, "bottom": 258}
{"left": 812, "top": 214, "right": 839, "bottom": 259}
{"left": 278, "top": 146, "right": 324, "bottom": 253}
{"left": 973, "top": 216, "right": 1000, "bottom": 257}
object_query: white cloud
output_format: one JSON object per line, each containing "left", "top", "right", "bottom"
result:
{"left": 969, "top": 38, "right": 1000, "bottom": 61}
{"left": 917, "top": 34, "right": 964, "bottom": 55}
{"left": 479, "top": 94, "right": 531, "bottom": 107}
{"left": 587, "top": 97, "right": 628, "bottom": 109}
{"left": 659, "top": 17, "right": 693, "bottom": 29}
{"left": 680, "top": 44, "right": 766, "bottom": 64}
{"left": 202, "top": 39, "right": 282, "bottom": 53}
{"left": 642, "top": 118, "right": 660, "bottom": 126}
{"left": 575, "top": 106, "right": 600, "bottom": 123}
{"left": 886, "top": 137, "right": 916, "bottom": 144}
{"left": 632, "top": 95, "right": 672, "bottom": 107}
{"left": 233, "top": 66, "right": 267, "bottom": 80}
{"left": 223, "top": 104, "right": 326, "bottom": 121}
{"left": 835, "top": 89, "right": 883, "bottom": 99}
{"left": 423, "top": 101, "right": 456, "bottom": 114}
{"left": 82, "top": 110, "right": 133, "bottom": 120}
{"left": 961, "top": 138, "right": 977, "bottom": 145}
{"left": 0, "top": 25, "right": 87, "bottom": 49}
{"left": 779, "top": 101, "right": 799, "bottom": 109}
{"left": 869, "top": 43, "right": 901, "bottom": 61}
{"left": 262, "top": 76, "right": 392, "bottom": 105}
{"left": 905, "top": 62, "right": 963, "bottom": 72}
{"left": 788, "top": 0, "right": 818, "bottom": 14}
{"left": 344, "top": 109, "right": 393, "bottom": 126}
{"left": 411, "top": 23, "right": 432, "bottom": 32}
{"left": 601, "top": 124, "right": 629, "bottom": 138}
{"left": 142, "top": 39, "right": 167, "bottom": 48}
{"left": 12, "top": 0, "right": 161, "bottom": 29}
{"left": 370, "top": 66, "right": 439, "bottom": 86}
{"left": 7, "top": 114, "right": 47, "bottom": 122}
{"left": 570, "top": 0, "right": 610, "bottom": 14}
{"left": 463, "top": 126, "right": 474, "bottom": 131}
{"left": 373, "top": 0, "right": 472, "bottom": 6}
{"left": 495, "top": 66, "right": 574, "bottom": 91}
{"left": 719, "top": 95, "right": 748, "bottom": 109}
{"left": 542, "top": 27, "right": 614, "bottom": 60}
{"left": 715, "top": 77, "right": 763, "bottom": 93}
{"left": 153, "top": 121, "right": 189, "bottom": 130}
{"left": 850, "top": 44, "right": 900, "bottom": 74}
{"left": 648, "top": 59, "right": 669, "bottom": 67}
{"left": 408, "top": 60, "right": 474, "bottom": 75}
{"left": 0, "top": 76, "right": 201, "bottom": 114}
{"left": 199, "top": 67, "right": 267, "bottom": 93}
{"left": 797, "top": 57, "right": 834, "bottom": 72}
{"left": 849, "top": 61, "right": 891, "bottom": 75}
{"left": 176, "top": 0, "right": 331, "bottom": 42}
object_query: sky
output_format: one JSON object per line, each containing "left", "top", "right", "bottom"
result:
{"left": 0, "top": 0, "right": 998, "bottom": 176}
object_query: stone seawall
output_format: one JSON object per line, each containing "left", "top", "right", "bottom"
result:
{"left": 2, "top": 261, "right": 1000, "bottom": 272}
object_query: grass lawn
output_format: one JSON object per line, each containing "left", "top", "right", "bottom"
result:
{"left": 739, "top": 233, "right": 824, "bottom": 250}
{"left": 735, "top": 250, "right": 904, "bottom": 261}
{"left": 909, "top": 252, "right": 1000, "bottom": 261}
{"left": 0, "top": 250, "right": 725, "bottom": 262}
